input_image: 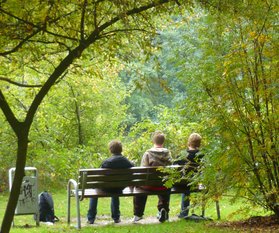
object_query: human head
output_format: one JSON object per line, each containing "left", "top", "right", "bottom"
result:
{"left": 187, "top": 133, "right": 202, "bottom": 149}
{"left": 109, "top": 140, "right": 122, "bottom": 155}
{"left": 152, "top": 131, "right": 165, "bottom": 146}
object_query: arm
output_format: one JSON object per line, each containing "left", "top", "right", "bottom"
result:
{"left": 141, "top": 152, "right": 149, "bottom": 167}
{"left": 167, "top": 150, "right": 173, "bottom": 165}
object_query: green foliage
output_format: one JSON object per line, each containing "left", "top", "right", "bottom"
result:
{"left": 124, "top": 106, "right": 203, "bottom": 165}
{"left": 0, "top": 1, "right": 196, "bottom": 232}
{"left": 1, "top": 1, "right": 278, "bottom": 228}
{"left": 0, "top": 0, "right": 189, "bottom": 195}
{"left": 1, "top": 69, "right": 127, "bottom": 187}
{"left": 119, "top": 56, "right": 187, "bottom": 130}
{"left": 149, "top": 3, "right": 279, "bottom": 214}
{"left": 122, "top": 1, "right": 278, "bottom": 216}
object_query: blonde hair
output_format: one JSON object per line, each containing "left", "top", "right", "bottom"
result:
{"left": 187, "top": 133, "right": 202, "bottom": 149}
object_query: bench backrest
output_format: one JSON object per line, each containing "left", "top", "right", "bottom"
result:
{"left": 78, "top": 165, "right": 188, "bottom": 190}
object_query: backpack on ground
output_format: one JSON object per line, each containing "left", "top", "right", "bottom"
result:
{"left": 38, "top": 191, "right": 59, "bottom": 223}
{"left": 184, "top": 214, "right": 213, "bottom": 221}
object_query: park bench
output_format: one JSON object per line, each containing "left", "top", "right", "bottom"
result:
{"left": 67, "top": 165, "right": 219, "bottom": 229}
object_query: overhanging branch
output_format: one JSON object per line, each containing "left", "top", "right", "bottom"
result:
{"left": 86, "top": 0, "right": 173, "bottom": 45}
{"left": 0, "top": 77, "right": 42, "bottom": 88}
{"left": 0, "top": 71, "right": 68, "bottom": 88}
{"left": 100, "top": 28, "right": 155, "bottom": 38}
{"left": 0, "top": 8, "right": 78, "bottom": 56}
{"left": 0, "top": 30, "right": 41, "bottom": 56}
{"left": 80, "top": 0, "right": 88, "bottom": 42}
{"left": 25, "top": 0, "right": 175, "bottom": 128}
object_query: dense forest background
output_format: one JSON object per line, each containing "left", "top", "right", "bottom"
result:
{"left": 0, "top": 0, "right": 278, "bottom": 225}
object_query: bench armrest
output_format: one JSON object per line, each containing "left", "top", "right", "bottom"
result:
{"left": 68, "top": 178, "right": 85, "bottom": 200}
{"left": 67, "top": 178, "right": 81, "bottom": 229}
{"left": 67, "top": 179, "right": 78, "bottom": 194}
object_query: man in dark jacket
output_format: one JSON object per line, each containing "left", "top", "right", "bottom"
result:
{"left": 87, "top": 140, "right": 133, "bottom": 224}
{"left": 133, "top": 131, "right": 172, "bottom": 223}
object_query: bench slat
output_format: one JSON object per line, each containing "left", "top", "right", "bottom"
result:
{"left": 79, "top": 167, "right": 165, "bottom": 176}
{"left": 83, "top": 180, "right": 165, "bottom": 189}
{"left": 85, "top": 173, "right": 163, "bottom": 182}
{"left": 71, "top": 186, "right": 189, "bottom": 198}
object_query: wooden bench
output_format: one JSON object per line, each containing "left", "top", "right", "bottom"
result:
{"left": 67, "top": 165, "right": 217, "bottom": 229}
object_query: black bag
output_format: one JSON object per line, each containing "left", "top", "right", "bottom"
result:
{"left": 184, "top": 214, "right": 213, "bottom": 221}
{"left": 38, "top": 191, "right": 59, "bottom": 223}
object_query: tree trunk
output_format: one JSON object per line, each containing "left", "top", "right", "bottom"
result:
{"left": 0, "top": 130, "right": 28, "bottom": 233}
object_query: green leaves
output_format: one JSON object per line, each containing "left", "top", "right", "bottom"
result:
{"left": 121, "top": 2, "right": 278, "bottom": 215}
{"left": 163, "top": 3, "right": 278, "bottom": 215}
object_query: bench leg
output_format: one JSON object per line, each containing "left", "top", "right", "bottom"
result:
{"left": 76, "top": 191, "right": 81, "bottom": 229}
{"left": 67, "top": 186, "right": 71, "bottom": 224}
{"left": 215, "top": 200, "right": 221, "bottom": 220}
{"left": 35, "top": 213, "right": 40, "bottom": 226}
{"left": 201, "top": 206, "right": 205, "bottom": 217}
{"left": 201, "top": 194, "right": 206, "bottom": 216}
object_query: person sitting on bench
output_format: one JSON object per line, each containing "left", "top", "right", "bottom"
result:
{"left": 87, "top": 140, "right": 134, "bottom": 224}
{"left": 174, "top": 133, "right": 204, "bottom": 218}
{"left": 133, "top": 131, "right": 172, "bottom": 223}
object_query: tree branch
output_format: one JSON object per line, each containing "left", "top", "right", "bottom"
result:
{"left": 80, "top": 0, "right": 88, "bottom": 42}
{"left": 65, "top": 80, "right": 84, "bottom": 145}
{"left": 87, "top": 0, "right": 173, "bottom": 45}
{"left": 0, "top": 8, "right": 37, "bottom": 27}
{"left": 0, "top": 30, "right": 41, "bottom": 56}
{"left": 24, "top": 0, "right": 174, "bottom": 128}
{"left": 0, "top": 71, "right": 68, "bottom": 88}
{"left": 0, "top": 8, "right": 78, "bottom": 56}
{"left": 0, "top": 77, "right": 42, "bottom": 88}
{"left": 100, "top": 28, "right": 154, "bottom": 38}
{"left": 0, "top": 90, "right": 20, "bottom": 134}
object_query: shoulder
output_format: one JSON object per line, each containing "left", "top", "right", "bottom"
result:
{"left": 143, "top": 150, "right": 152, "bottom": 158}
{"left": 101, "top": 156, "right": 113, "bottom": 167}
{"left": 121, "top": 155, "right": 134, "bottom": 164}
{"left": 116, "top": 155, "right": 134, "bottom": 167}
{"left": 191, "top": 150, "right": 204, "bottom": 159}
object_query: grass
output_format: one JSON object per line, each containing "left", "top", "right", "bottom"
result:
{"left": 0, "top": 189, "right": 270, "bottom": 233}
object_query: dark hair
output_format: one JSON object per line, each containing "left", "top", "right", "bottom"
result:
{"left": 152, "top": 131, "right": 165, "bottom": 145}
{"left": 109, "top": 140, "right": 122, "bottom": 154}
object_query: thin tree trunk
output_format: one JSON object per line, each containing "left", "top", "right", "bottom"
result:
{"left": 68, "top": 84, "right": 84, "bottom": 145}
{"left": 1, "top": 130, "right": 28, "bottom": 233}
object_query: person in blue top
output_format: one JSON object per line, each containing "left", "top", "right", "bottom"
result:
{"left": 87, "top": 140, "right": 134, "bottom": 224}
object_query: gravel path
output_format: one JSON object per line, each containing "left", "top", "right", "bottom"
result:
{"left": 79, "top": 215, "right": 179, "bottom": 227}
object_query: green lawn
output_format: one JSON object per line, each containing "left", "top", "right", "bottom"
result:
{"left": 0, "top": 190, "right": 269, "bottom": 233}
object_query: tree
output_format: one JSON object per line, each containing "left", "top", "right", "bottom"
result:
{"left": 149, "top": 2, "right": 278, "bottom": 216}
{"left": 0, "top": 1, "right": 186, "bottom": 232}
